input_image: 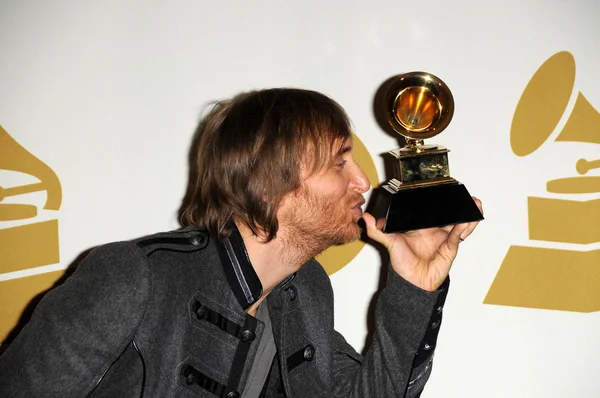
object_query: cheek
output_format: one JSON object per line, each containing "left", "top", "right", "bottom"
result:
{"left": 326, "top": 185, "right": 348, "bottom": 202}
{"left": 330, "top": 173, "right": 352, "bottom": 194}
{"left": 302, "top": 172, "right": 352, "bottom": 205}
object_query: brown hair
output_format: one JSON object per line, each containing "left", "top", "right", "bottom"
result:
{"left": 180, "top": 88, "right": 352, "bottom": 241}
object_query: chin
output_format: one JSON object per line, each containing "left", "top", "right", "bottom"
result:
{"left": 336, "top": 224, "right": 362, "bottom": 245}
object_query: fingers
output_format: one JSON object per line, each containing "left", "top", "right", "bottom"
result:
{"left": 458, "top": 197, "right": 483, "bottom": 240}
{"left": 441, "top": 225, "right": 454, "bottom": 233}
{"left": 363, "top": 195, "right": 483, "bottom": 249}
{"left": 448, "top": 222, "right": 470, "bottom": 249}
{"left": 460, "top": 220, "right": 480, "bottom": 240}
{"left": 362, "top": 212, "right": 390, "bottom": 249}
{"left": 473, "top": 197, "right": 484, "bottom": 217}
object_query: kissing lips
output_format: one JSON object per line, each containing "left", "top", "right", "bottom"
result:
{"left": 351, "top": 198, "right": 366, "bottom": 219}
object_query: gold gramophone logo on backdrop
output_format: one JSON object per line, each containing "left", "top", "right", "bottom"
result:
{"left": 0, "top": 125, "right": 64, "bottom": 342}
{"left": 485, "top": 51, "right": 600, "bottom": 313}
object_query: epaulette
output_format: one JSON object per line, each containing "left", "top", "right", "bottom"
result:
{"left": 132, "top": 227, "right": 210, "bottom": 256}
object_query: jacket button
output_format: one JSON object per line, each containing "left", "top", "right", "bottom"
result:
{"left": 185, "top": 373, "right": 196, "bottom": 385}
{"left": 423, "top": 342, "right": 432, "bottom": 351}
{"left": 286, "top": 285, "right": 297, "bottom": 301}
{"left": 241, "top": 330, "right": 255, "bottom": 343}
{"left": 436, "top": 305, "right": 443, "bottom": 314}
{"left": 303, "top": 345, "right": 315, "bottom": 361}
{"left": 181, "top": 366, "right": 197, "bottom": 385}
{"left": 227, "top": 391, "right": 240, "bottom": 398}
{"left": 190, "top": 235, "right": 204, "bottom": 246}
{"left": 195, "top": 304, "right": 208, "bottom": 319}
{"left": 431, "top": 320, "right": 441, "bottom": 329}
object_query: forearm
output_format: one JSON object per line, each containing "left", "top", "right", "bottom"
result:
{"left": 333, "top": 268, "right": 449, "bottom": 397}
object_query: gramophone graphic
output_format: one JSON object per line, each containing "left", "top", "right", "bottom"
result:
{"left": 0, "top": 125, "right": 64, "bottom": 342}
{"left": 485, "top": 51, "right": 600, "bottom": 313}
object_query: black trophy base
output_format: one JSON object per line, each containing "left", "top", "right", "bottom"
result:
{"left": 370, "top": 182, "right": 483, "bottom": 233}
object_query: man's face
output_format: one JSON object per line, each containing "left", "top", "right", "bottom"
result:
{"left": 278, "top": 137, "right": 370, "bottom": 253}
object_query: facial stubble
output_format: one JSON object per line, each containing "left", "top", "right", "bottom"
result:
{"left": 279, "top": 187, "right": 363, "bottom": 265}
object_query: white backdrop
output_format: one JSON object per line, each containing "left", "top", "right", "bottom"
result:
{"left": 1, "top": 1, "right": 600, "bottom": 396}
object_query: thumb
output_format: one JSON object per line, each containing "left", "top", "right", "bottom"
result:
{"left": 363, "top": 212, "right": 391, "bottom": 249}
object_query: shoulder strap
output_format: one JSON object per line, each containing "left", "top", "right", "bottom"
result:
{"left": 132, "top": 227, "right": 209, "bottom": 256}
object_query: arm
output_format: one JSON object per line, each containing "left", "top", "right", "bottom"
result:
{"left": 331, "top": 271, "right": 449, "bottom": 398}
{"left": 330, "top": 198, "right": 482, "bottom": 397}
{"left": 0, "top": 242, "right": 150, "bottom": 398}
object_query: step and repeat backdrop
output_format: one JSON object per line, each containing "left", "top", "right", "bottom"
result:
{"left": 1, "top": 1, "right": 599, "bottom": 396}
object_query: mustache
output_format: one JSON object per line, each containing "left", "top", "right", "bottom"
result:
{"left": 354, "top": 197, "right": 366, "bottom": 207}
{"left": 349, "top": 194, "right": 366, "bottom": 207}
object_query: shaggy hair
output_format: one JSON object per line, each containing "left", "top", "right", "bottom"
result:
{"left": 180, "top": 88, "right": 352, "bottom": 241}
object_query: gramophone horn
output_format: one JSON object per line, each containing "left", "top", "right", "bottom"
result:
{"left": 511, "top": 51, "right": 600, "bottom": 157}
{"left": 0, "top": 125, "right": 62, "bottom": 221}
{"left": 385, "top": 71, "right": 454, "bottom": 141}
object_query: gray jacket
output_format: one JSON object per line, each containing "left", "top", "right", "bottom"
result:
{"left": 0, "top": 226, "right": 448, "bottom": 397}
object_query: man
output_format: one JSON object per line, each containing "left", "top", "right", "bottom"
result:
{"left": 0, "top": 88, "right": 481, "bottom": 397}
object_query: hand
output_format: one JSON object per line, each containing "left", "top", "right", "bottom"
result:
{"left": 362, "top": 198, "right": 483, "bottom": 292}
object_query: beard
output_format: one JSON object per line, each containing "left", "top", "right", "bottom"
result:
{"left": 278, "top": 187, "right": 363, "bottom": 262}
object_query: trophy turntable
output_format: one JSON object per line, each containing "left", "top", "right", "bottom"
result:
{"left": 372, "top": 71, "right": 483, "bottom": 233}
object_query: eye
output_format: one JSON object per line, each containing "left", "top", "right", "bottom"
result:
{"left": 335, "top": 160, "right": 347, "bottom": 169}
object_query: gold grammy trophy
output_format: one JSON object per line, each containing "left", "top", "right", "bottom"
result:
{"left": 0, "top": 125, "right": 63, "bottom": 342}
{"left": 485, "top": 51, "right": 600, "bottom": 313}
{"left": 372, "top": 71, "right": 483, "bottom": 232}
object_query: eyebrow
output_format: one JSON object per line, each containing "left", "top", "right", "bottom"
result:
{"left": 334, "top": 143, "right": 353, "bottom": 157}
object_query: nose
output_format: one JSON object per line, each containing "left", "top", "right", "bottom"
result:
{"left": 350, "top": 163, "right": 370, "bottom": 194}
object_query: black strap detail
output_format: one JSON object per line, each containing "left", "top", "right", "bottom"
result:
{"left": 191, "top": 300, "right": 257, "bottom": 395}
{"left": 287, "top": 350, "right": 305, "bottom": 372}
{"left": 194, "top": 300, "right": 244, "bottom": 338}
{"left": 181, "top": 365, "right": 237, "bottom": 397}
{"left": 286, "top": 345, "right": 315, "bottom": 372}
{"left": 227, "top": 314, "right": 258, "bottom": 388}
{"left": 135, "top": 230, "right": 209, "bottom": 256}
{"left": 137, "top": 236, "right": 203, "bottom": 248}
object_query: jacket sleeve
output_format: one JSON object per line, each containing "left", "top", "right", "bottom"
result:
{"left": 0, "top": 242, "right": 151, "bottom": 398}
{"left": 331, "top": 267, "right": 449, "bottom": 398}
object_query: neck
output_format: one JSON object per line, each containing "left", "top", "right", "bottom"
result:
{"left": 235, "top": 221, "right": 314, "bottom": 315}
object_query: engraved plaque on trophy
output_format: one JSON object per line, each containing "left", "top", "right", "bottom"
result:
{"left": 372, "top": 71, "right": 483, "bottom": 233}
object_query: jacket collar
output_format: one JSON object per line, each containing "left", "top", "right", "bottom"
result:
{"left": 215, "top": 224, "right": 296, "bottom": 311}
{"left": 216, "top": 225, "right": 263, "bottom": 310}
